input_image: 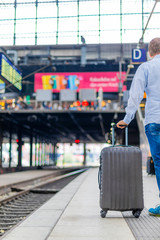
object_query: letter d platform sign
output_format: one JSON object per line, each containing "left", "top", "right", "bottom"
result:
{"left": 132, "top": 49, "right": 146, "bottom": 62}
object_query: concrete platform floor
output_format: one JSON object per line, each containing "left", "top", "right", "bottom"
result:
{"left": 0, "top": 169, "right": 56, "bottom": 188}
{"left": 1, "top": 168, "right": 160, "bottom": 240}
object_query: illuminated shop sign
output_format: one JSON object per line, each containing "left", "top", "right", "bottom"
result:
{"left": 0, "top": 53, "right": 22, "bottom": 91}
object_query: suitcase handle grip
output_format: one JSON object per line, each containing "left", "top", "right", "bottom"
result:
{"left": 112, "top": 124, "right": 128, "bottom": 147}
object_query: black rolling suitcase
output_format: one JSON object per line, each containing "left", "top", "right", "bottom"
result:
{"left": 147, "top": 156, "right": 155, "bottom": 175}
{"left": 98, "top": 126, "right": 144, "bottom": 218}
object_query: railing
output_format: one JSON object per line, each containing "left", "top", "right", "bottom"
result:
{"left": 136, "top": 106, "right": 149, "bottom": 166}
{"left": 0, "top": 99, "right": 125, "bottom": 112}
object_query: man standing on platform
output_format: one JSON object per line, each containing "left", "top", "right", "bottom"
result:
{"left": 117, "top": 37, "right": 160, "bottom": 217}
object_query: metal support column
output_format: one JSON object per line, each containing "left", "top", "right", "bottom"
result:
{"left": 77, "top": 0, "right": 79, "bottom": 44}
{"left": 120, "top": 0, "right": 122, "bottom": 44}
{"left": 44, "top": 143, "right": 46, "bottom": 165}
{"left": 38, "top": 141, "right": 40, "bottom": 166}
{"left": 43, "top": 142, "right": 47, "bottom": 165}
{"left": 35, "top": 136, "right": 37, "bottom": 166}
{"left": 49, "top": 143, "right": 51, "bottom": 165}
{"left": 42, "top": 142, "right": 44, "bottom": 166}
{"left": 13, "top": 0, "right": 17, "bottom": 45}
{"left": 46, "top": 144, "right": 48, "bottom": 164}
{"left": 9, "top": 128, "right": 12, "bottom": 168}
{"left": 35, "top": 0, "right": 38, "bottom": 45}
{"left": 83, "top": 143, "right": 86, "bottom": 166}
{"left": 53, "top": 144, "right": 56, "bottom": 166}
{"left": 56, "top": 0, "right": 59, "bottom": 44}
{"left": 30, "top": 133, "right": 33, "bottom": 167}
{"left": 81, "top": 43, "right": 86, "bottom": 66}
{"left": 17, "top": 130, "right": 22, "bottom": 168}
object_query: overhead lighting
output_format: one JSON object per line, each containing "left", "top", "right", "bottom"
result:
{"left": 128, "top": 64, "right": 134, "bottom": 69}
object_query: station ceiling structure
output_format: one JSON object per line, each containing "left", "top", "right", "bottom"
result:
{"left": 0, "top": 0, "right": 160, "bottom": 46}
{"left": 0, "top": 0, "right": 156, "bottom": 148}
{"left": 0, "top": 110, "right": 139, "bottom": 145}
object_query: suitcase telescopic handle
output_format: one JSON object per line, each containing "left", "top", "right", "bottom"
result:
{"left": 112, "top": 125, "right": 128, "bottom": 147}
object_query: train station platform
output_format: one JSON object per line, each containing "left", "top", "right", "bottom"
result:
{"left": 0, "top": 167, "right": 80, "bottom": 194}
{"left": 2, "top": 167, "right": 160, "bottom": 240}
{"left": 0, "top": 169, "right": 55, "bottom": 189}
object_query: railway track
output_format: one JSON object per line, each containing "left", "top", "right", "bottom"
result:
{"left": 0, "top": 168, "right": 87, "bottom": 237}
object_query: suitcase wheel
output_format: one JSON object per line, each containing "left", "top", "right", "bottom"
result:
{"left": 100, "top": 210, "right": 107, "bottom": 218}
{"left": 132, "top": 210, "right": 141, "bottom": 218}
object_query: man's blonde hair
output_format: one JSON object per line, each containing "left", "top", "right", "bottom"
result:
{"left": 149, "top": 38, "right": 160, "bottom": 57}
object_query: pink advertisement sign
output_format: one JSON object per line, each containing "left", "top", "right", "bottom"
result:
{"left": 34, "top": 72, "right": 126, "bottom": 93}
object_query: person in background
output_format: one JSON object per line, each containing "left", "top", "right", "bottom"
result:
{"left": 42, "top": 101, "right": 52, "bottom": 110}
{"left": 117, "top": 37, "right": 160, "bottom": 217}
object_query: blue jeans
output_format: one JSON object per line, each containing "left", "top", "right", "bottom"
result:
{"left": 145, "top": 123, "right": 160, "bottom": 192}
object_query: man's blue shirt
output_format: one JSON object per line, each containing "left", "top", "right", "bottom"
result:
{"left": 124, "top": 54, "right": 160, "bottom": 126}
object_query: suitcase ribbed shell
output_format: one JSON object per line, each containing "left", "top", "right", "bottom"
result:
{"left": 100, "top": 146, "right": 144, "bottom": 211}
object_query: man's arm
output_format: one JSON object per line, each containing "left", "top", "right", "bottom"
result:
{"left": 117, "top": 64, "right": 147, "bottom": 129}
